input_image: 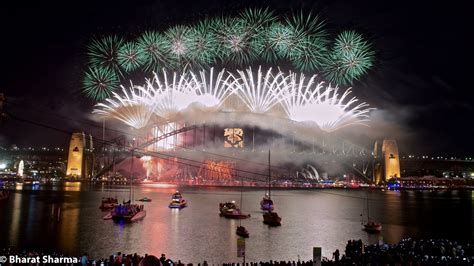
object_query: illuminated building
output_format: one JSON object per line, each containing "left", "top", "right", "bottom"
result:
{"left": 373, "top": 139, "right": 401, "bottom": 184}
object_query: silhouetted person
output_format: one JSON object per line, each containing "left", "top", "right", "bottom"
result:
{"left": 160, "top": 254, "right": 167, "bottom": 265}
{"left": 333, "top": 249, "right": 340, "bottom": 262}
{"left": 139, "top": 255, "right": 161, "bottom": 266}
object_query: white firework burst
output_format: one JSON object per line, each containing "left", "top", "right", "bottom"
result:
{"left": 230, "top": 66, "right": 287, "bottom": 113}
{"left": 280, "top": 72, "right": 371, "bottom": 131}
{"left": 93, "top": 83, "right": 155, "bottom": 129}
{"left": 93, "top": 66, "right": 373, "bottom": 133}
{"left": 189, "top": 67, "right": 234, "bottom": 108}
{"left": 146, "top": 69, "right": 197, "bottom": 119}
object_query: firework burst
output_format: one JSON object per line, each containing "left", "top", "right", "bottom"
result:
{"left": 189, "top": 68, "right": 234, "bottom": 108}
{"left": 87, "top": 35, "right": 124, "bottom": 72}
{"left": 230, "top": 66, "right": 287, "bottom": 113}
{"left": 137, "top": 31, "right": 170, "bottom": 71}
{"left": 280, "top": 72, "right": 371, "bottom": 131}
{"left": 164, "top": 26, "right": 194, "bottom": 67}
{"left": 146, "top": 69, "right": 197, "bottom": 118}
{"left": 93, "top": 84, "right": 155, "bottom": 129}
{"left": 323, "top": 30, "right": 375, "bottom": 85}
{"left": 187, "top": 19, "right": 218, "bottom": 67}
{"left": 84, "top": 10, "right": 375, "bottom": 86}
{"left": 94, "top": 67, "right": 373, "bottom": 132}
{"left": 83, "top": 67, "right": 120, "bottom": 101}
{"left": 117, "top": 41, "right": 146, "bottom": 72}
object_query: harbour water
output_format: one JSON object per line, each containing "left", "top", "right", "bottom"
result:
{"left": 0, "top": 183, "right": 472, "bottom": 263}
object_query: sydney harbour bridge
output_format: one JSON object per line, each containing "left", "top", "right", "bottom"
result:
{"left": 90, "top": 119, "right": 375, "bottom": 185}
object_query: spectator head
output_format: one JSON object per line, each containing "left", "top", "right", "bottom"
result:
{"left": 139, "top": 255, "right": 161, "bottom": 266}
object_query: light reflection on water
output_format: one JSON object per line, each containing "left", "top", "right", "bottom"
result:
{"left": 0, "top": 185, "right": 472, "bottom": 263}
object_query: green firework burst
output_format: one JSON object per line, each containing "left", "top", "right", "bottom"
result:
{"left": 187, "top": 19, "right": 218, "bottom": 67}
{"left": 87, "top": 35, "right": 124, "bottom": 72}
{"left": 83, "top": 67, "right": 120, "bottom": 101}
{"left": 117, "top": 41, "right": 146, "bottom": 72}
{"left": 289, "top": 36, "right": 328, "bottom": 72}
{"left": 264, "top": 22, "right": 296, "bottom": 59}
{"left": 137, "top": 31, "right": 170, "bottom": 71}
{"left": 285, "top": 12, "right": 329, "bottom": 63}
{"left": 164, "top": 26, "right": 194, "bottom": 68}
{"left": 212, "top": 16, "right": 258, "bottom": 65}
{"left": 324, "top": 30, "right": 374, "bottom": 85}
{"left": 239, "top": 8, "right": 277, "bottom": 32}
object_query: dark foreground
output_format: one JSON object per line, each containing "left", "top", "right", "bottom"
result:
{"left": 1, "top": 238, "right": 472, "bottom": 265}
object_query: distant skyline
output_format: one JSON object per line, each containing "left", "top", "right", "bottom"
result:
{"left": 0, "top": 0, "right": 472, "bottom": 155}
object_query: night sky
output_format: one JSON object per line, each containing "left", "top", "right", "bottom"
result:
{"left": 0, "top": 0, "right": 472, "bottom": 156}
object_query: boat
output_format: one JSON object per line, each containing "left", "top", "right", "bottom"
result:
{"left": 260, "top": 193, "right": 274, "bottom": 211}
{"left": 364, "top": 220, "right": 382, "bottom": 233}
{"left": 107, "top": 147, "right": 146, "bottom": 223}
{"left": 99, "top": 197, "right": 118, "bottom": 210}
{"left": 236, "top": 225, "right": 249, "bottom": 238}
{"left": 263, "top": 211, "right": 282, "bottom": 226}
{"left": 168, "top": 191, "right": 187, "bottom": 209}
{"left": 262, "top": 150, "right": 282, "bottom": 226}
{"left": 260, "top": 150, "right": 274, "bottom": 211}
{"left": 362, "top": 192, "right": 382, "bottom": 233}
{"left": 138, "top": 197, "right": 152, "bottom": 202}
{"left": 219, "top": 201, "right": 250, "bottom": 219}
{"left": 103, "top": 212, "right": 113, "bottom": 220}
{"left": 0, "top": 190, "right": 10, "bottom": 201}
{"left": 111, "top": 203, "right": 146, "bottom": 222}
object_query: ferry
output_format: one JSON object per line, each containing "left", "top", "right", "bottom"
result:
{"left": 168, "top": 191, "right": 187, "bottom": 209}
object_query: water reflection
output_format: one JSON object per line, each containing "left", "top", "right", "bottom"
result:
{"left": 63, "top": 182, "right": 82, "bottom": 192}
{"left": 0, "top": 187, "right": 472, "bottom": 263}
{"left": 8, "top": 192, "right": 22, "bottom": 247}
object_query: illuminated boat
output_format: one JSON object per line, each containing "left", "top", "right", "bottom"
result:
{"left": 260, "top": 193, "right": 274, "bottom": 211}
{"left": 99, "top": 197, "right": 118, "bottom": 210}
{"left": 263, "top": 211, "right": 282, "bottom": 226}
{"left": 219, "top": 201, "right": 250, "bottom": 219}
{"left": 236, "top": 225, "right": 249, "bottom": 238}
{"left": 111, "top": 204, "right": 146, "bottom": 222}
{"left": 168, "top": 191, "right": 187, "bottom": 209}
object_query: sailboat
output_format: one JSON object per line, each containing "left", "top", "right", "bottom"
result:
{"left": 100, "top": 149, "right": 118, "bottom": 210}
{"left": 104, "top": 148, "right": 146, "bottom": 222}
{"left": 362, "top": 192, "right": 381, "bottom": 233}
{"left": 236, "top": 175, "right": 249, "bottom": 238}
{"left": 260, "top": 150, "right": 274, "bottom": 211}
{"left": 262, "top": 150, "right": 281, "bottom": 226}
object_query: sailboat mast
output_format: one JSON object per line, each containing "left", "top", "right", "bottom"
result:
{"left": 268, "top": 150, "right": 271, "bottom": 198}
{"left": 366, "top": 193, "right": 370, "bottom": 221}
{"left": 240, "top": 174, "right": 243, "bottom": 226}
